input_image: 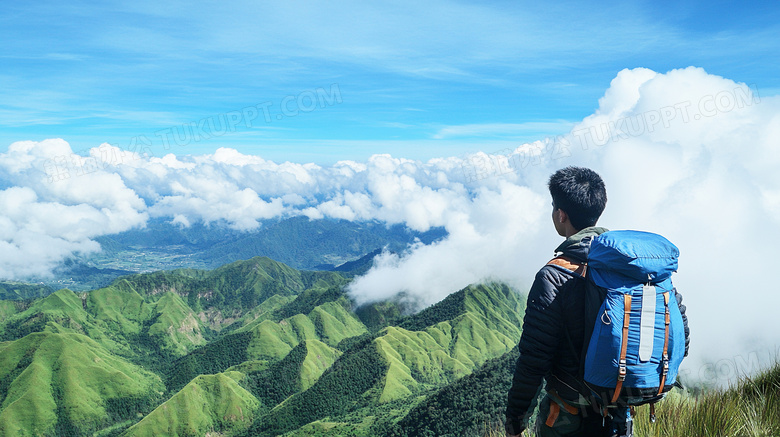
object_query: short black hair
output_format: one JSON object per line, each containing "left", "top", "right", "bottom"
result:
{"left": 548, "top": 166, "right": 607, "bottom": 230}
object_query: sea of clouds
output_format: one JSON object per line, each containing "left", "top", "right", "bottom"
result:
{"left": 1, "top": 67, "right": 778, "bottom": 383}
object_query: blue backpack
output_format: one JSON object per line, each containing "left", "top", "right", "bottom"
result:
{"left": 582, "top": 230, "right": 686, "bottom": 408}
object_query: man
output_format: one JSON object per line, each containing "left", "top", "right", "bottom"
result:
{"left": 505, "top": 166, "right": 689, "bottom": 437}
{"left": 505, "top": 166, "right": 610, "bottom": 437}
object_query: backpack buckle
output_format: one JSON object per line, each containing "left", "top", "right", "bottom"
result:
{"left": 618, "top": 359, "right": 627, "bottom": 381}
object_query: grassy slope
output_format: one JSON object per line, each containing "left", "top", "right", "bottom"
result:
{"left": 146, "top": 292, "right": 206, "bottom": 356}
{"left": 199, "top": 257, "right": 348, "bottom": 309}
{"left": 0, "top": 282, "right": 52, "bottom": 301}
{"left": 144, "top": 337, "right": 345, "bottom": 437}
{"left": 222, "top": 294, "right": 295, "bottom": 333}
{"left": 0, "top": 286, "right": 208, "bottom": 366}
{"left": 0, "top": 289, "right": 134, "bottom": 362}
{"left": 0, "top": 330, "right": 164, "bottom": 437}
{"left": 86, "top": 283, "right": 152, "bottom": 336}
{"left": 0, "top": 300, "right": 20, "bottom": 322}
{"left": 633, "top": 363, "right": 780, "bottom": 437}
{"left": 0, "top": 289, "right": 92, "bottom": 340}
{"left": 375, "top": 283, "right": 524, "bottom": 403}
{"left": 245, "top": 299, "right": 367, "bottom": 360}
{"left": 243, "top": 337, "right": 388, "bottom": 437}
{"left": 122, "top": 371, "right": 259, "bottom": 437}
{"left": 244, "top": 339, "right": 342, "bottom": 411}
{"left": 390, "top": 348, "right": 519, "bottom": 437}
{"left": 297, "top": 339, "right": 342, "bottom": 391}
{"left": 167, "top": 297, "right": 367, "bottom": 393}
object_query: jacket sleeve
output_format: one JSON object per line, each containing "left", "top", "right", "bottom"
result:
{"left": 675, "top": 289, "right": 690, "bottom": 357}
{"left": 505, "top": 266, "right": 565, "bottom": 435}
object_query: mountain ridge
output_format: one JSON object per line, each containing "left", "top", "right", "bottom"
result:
{"left": 0, "top": 252, "right": 527, "bottom": 437}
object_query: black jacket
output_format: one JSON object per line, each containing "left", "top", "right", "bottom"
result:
{"left": 504, "top": 228, "right": 690, "bottom": 435}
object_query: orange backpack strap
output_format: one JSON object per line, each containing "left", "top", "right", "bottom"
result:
{"left": 612, "top": 294, "right": 632, "bottom": 403}
{"left": 547, "top": 256, "right": 588, "bottom": 278}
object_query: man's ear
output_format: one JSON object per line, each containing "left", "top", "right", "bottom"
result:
{"left": 558, "top": 209, "right": 569, "bottom": 224}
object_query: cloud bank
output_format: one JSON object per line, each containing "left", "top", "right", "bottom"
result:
{"left": 1, "top": 67, "right": 778, "bottom": 383}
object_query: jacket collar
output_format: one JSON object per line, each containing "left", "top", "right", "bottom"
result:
{"left": 554, "top": 226, "right": 609, "bottom": 262}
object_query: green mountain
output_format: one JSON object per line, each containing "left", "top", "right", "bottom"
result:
{"left": 112, "top": 256, "right": 348, "bottom": 318}
{"left": 0, "top": 286, "right": 206, "bottom": 367}
{"left": 0, "top": 288, "right": 95, "bottom": 342}
{"left": 122, "top": 371, "right": 259, "bottom": 437}
{"left": 56, "top": 217, "right": 448, "bottom": 291}
{"left": 145, "top": 292, "right": 207, "bottom": 357}
{"left": 243, "top": 339, "right": 342, "bottom": 412}
{"left": 0, "top": 253, "right": 528, "bottom": 437}
{"left": 0, "top": 300, "right": 19, "bottom": 322}
{"left": 193, "top": 217, "right": 446, "bottom": 270}
{"left": 0, "top": 281, "right": 52, "bottom": 301}
{"left": 0, "top": 257, "right": 348, "bottom": 372}
{"left": 389, "top": 348, "right": 519, "bottom": 437}
{"left": 166, "top": 294, "right": 366, "bottom": 393}
{"left": 0, "top": 330, "right": 164, "bottom": 437}
{"left": 243, "top": 282, "right": 525, "bottom": 437}
{"left": 332, "top": 248, "right": 382, "bottom": 276}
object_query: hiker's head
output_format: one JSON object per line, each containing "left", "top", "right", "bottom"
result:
{"left": 548, "top": 166, "right": 607, "bottom": 235}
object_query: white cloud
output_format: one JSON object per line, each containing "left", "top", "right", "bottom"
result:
{"left": 0, "top": 183, "right": 135, "bottom": 278}
{"left": 147, "top": 178, "right": 286, "bottom": 231}
{"left": 0, "top": 139, "right": 149, "bottom": 278}
{"left": 347, "top": 180, "right": 549, "bottom": 307}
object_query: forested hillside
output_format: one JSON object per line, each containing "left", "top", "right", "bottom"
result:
{"left": 0, "top": 255, "right": 526, "bottom": 436}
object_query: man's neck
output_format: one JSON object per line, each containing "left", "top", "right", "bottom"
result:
{"left": 563, "top": 225, "right": 579, "bottom": 238}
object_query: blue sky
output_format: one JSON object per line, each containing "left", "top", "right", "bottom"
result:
{"left": 2, "top": 0, "right": 778, "bottom": 164}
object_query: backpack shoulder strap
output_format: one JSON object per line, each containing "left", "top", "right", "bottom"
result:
{"left": 547, "top": 256, "right": 588, "bottom": 278}
{"left": 548, "top": 255, "right": 601, "bottom": 402}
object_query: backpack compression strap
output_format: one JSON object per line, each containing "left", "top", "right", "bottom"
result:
{"left": 611, "top": 294, "right": 632, "bottom": 403}
{"left": 658, "top": 291, "right": 671, "bottom": 395}
{"left": 547, "top": 256, "right": 587, "bottom": 277}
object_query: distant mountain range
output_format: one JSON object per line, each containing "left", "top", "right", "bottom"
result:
{"left": 46, "top": 217, "right": 446, "bottom": 291}
{"left": 0, "top": 255, "right": 524, "bottom": 437}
